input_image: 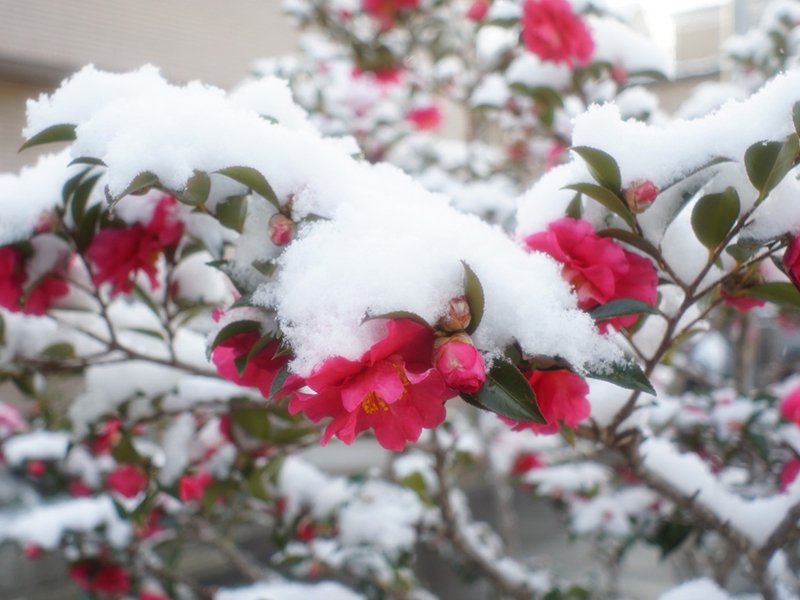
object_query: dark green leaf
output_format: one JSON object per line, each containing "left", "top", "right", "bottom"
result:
{"left": 690, "top": 187, "right": 740, "bottom": 250}
{"left": 125, "top": 327, "right": 166, "bottom": 341}
{"left": 589, "top": 298, "right": 659, "bottom": 323}
{"left": 20, "top": 124, "right": 76, "bottom": 151}
{"left": 239, "top": 334, "right": 279, "bottom": 377}
{"left": 111, "top": 435, "right": 143, "bottom": 465}
{"left": 362, "top": 311, "right": 432, "bottom": 329}
{"left": 74, "top": 204, "right": 102, "bottom": 252}
{"left": 71, "top": 173, "right": 102, "bottom": 225}
{"left": 570, "top": 147, "right": 621, "bottom": 194}
{"left": 565, "top": 193, "right": 582, "bottom": 220}
{"left": 0, "top": 313, "right": 5, "bottom": 344}
{"left": 746, "top": 282, "right": 800, "bottom": 308}
{"left": 110, "top": 172, "right": 160, "bottom": 205}
{"left": 508, "top": 83, "right": 564, "bottom": 107}
{"left": 207, "top": 320, "right": 262, "bottom": 359}
{"left": 215, "top": 195, "right": 248, "bottom": 232}
{"left": 180, "top": 171, "right": 211, "bottom": 207}
{"left": 469, "top": 360, "right": 546, "bottom": 423}
{"left": 68, "top": 156, "right": 106, "bottom": 167}
{"left": 232, "top": 408, "right": 271, "bottom": 440}
{"left": 41, "top": 343, "right": 76, "bottom": 359}
{"left": 252, "top": 259, "right": 278, "bottom": 277}
{"left": 725, "top": 243, "right": 758, "bottom": 263}
{"left": 271, "top": 427, "right": 317, "bottom": 444}
{"left": 587, "top": 360, "right": 655, "bottom": 395}
{"left": 648, "top": 519, "right": 692, "bottom": 559}
{"left": 564, "top": 184, "right": 634, "bottom": 231}
{"left": 627, "top": 69, "right": 669, "bottom": 82}
{"left": 744, "top": 136, "right": 799, "bottom": 199}
{"left": 462, "top": 261, "right": 484, "bottom": 335}
{"left": 216, "top": 166, "right": 280, "bottom": 209}
{"left": 596, "top": 228, "right": 662, "bottom": 264}
{"left": 269, "top": 363, "right": 292, "bottom": 400}
{"left": 62, "top": 168, "right": 91, "bottom": 204}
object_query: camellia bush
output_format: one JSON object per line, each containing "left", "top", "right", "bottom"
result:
{"left": 4, "top": 1, "right": 800, "bottom": 599}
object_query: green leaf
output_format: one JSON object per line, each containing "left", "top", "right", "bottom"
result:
{"left": 180, "top": 170, "right": 210, "bottom": 207}
{"left": 362, "top": 311, "right": 432, "bottom": 329}
{"left": 111, "top": 435, "right": 143, "bottom": 465}
{"left": 110, "top": 172, "right": 160, "bottom": 205}
{"left": 647, "top": 519, "right": 693, "bottom": 559}
{"left": 74, "top": 204, "right": 102, "bottom": 252}
{"left": 68, "top": 156, "right": 106, "bottom": 167}
{"left": 589, "top": 299, "right": 658, "bottom": 323}
{"left": 237, "top": 334, "right": 279, "bottom": 376}
{"left": 41, "top": 343, "right": 76, "bottom": 359}
{"left": 564, "top": 184, "right": 635, "bottom": 231}
{"left": 232, "top": 408, "right": 271, "bottom": 440}
{"left": 252, "top": 259, "right": 278, "bottom": 277}
{"left": 508, "top": 83, "right": 564, "bottom": 107}
{"left": 20, "top": 124, "right": 76, "bottom": 151}
{"left": 746, "top": 282, "right": 800, "bottom": 308}
{"left": 467, "top": 360, "right": 546, "bottom": 424}
{"left": 571, "top": 146, "right": 621, "bottom": 194}
{"left": 70, "top": 173, "right": 103, "bottom": 225}
{"left": 744, "top": 135, "right": 799, "bottom": 199}
{"left": 587, "top": 361, "right": 655, "bottom": 395}
{"left": 207, "top": 320, "right": 262, "bottom": 360}
{"left": 269, "top": 363, "right": 293, "bottom": 400}
{"left": 565, "top": 193, "right": 582, "bottom": 220}
{"left": 794, "top": 102, "right": 800, "bottom": 139}
{"left": 216, "top": 166, "right": 280, "bottom": 209}
{"left": 62, "top": 167, "right": 91, "bottom": 204}
{"left": 627, "top": 69, "right": 670, "bottom": 82}
{"left": 271, "top": 426, "right": 317, "bottom": 444}
{"left": 462, "top": 261, "right": 484, "bottom": 335}
{"left": 690, "top": 186, "right": 740, "bottom": 250}
{"left": 215, "top": 195, "right": 248, "bottom": 232}
{"left": 595, "top": 228, "right": 662, "bottom": 264}
{"left": 725, "top": 242, "right": 758, "bottom": 263}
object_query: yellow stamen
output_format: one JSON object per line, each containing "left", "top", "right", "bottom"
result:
{"left": 362, "top": 390, "right": 389, "bottom": 414}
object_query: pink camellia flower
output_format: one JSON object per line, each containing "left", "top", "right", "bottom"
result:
{"left": 107, "top": 465, "right": 148, "bottom": 498}
{"left": 288, "top": 319, "right": 454, "bottom": 451}
{"left": 611, "top": 65, "right": 628, "bottom": 83}
{"left": 0, "top": 402, "right": 26, "bottom": 439}
{"left": 781, "top": 457, "right": 800, "bottom": 492}
{"left": 69, "top": 479, "right": 94, "bottom": 497}
{"left": 501, "top": 369, "right": 590, "bottom": 435}
{"left": 212, "top": 331, "right": 291, "bottom": 398}
{"left": 0, "top": 245, "right": 68, "bottom": 315}
{"left": 466, "top": 0, "right": 489, "bottom": 21}
{"left": 27, "top": 460, "right": 46, "bottom": 477}
{"left": 87, "top": 195, "right": 183, "bottom": 296}
{"left": 433, "top": 333, "right": 486, "bottom": 394}
{"left": 268, "top": 214, "right": 296, "bottom": 246}
{"left": 721, "top": 291, "right": 765, "bottom": 313}
{"left": 69, "top": 560, "right": 130, "bottom": 596}
{"left": 624, "top": 180, "right": 658, "bottom": 214}
{"left": 511, "top": 452, "right": 543, "bottom": 476}
{"left": 780, "top": 384, "right": 800, "bottom": 425}
{"left": 179, "top": 470, "right": 214, "bottom": 503}
{"left": 784, "top": 235, "right": 800, "bottom": 292}
{"left": 525, "top": 218, "right": 658, "bottom": 331}
{"left": 363, "top": 0, "right": 419, "bottom": 30}
{"left": 352, "top": 66, "right": 404, "bottom": 85}
{"left": 406, "top": 106, "right": 443, "bottom": 131}
{"left": 521, "top": 0, "right": 594, "bottom": 69}
{"left": 24, "top": 544, "right": 41, "bottom": 560}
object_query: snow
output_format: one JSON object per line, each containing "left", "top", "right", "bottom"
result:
{"left": 570, "top": 486, "right": 659, "bottom": 537}
{"left": 590, "top": 16, "right": 674, "bottom": 78}
{"left": 506, "top": 54, "right": 572, "bottom": 91}
{"left": 641, "top": 437, "right": 800, "bottom": 547}
{"left": 216, "top": 581, "right": 365, "bottom": 600}
{"left": 0, "top": 495, "right": 131, "bottom": 550}
{"left": 676, "top": 82, "right": 751, "bottom": 120}
{"left": 3, "top": 431, "right": 70, "bottom": 466}
{"left": 523, "top": 462, "right": 610, "bottom": 494}
{"left": 0, "top": 150, "right": 78, "bottom": 246}
{"left": 658, "top": 578, "right": 731, "bottom": 600}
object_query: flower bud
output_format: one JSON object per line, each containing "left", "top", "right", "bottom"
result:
{"left": 433, "top": 333, "right": 486, "bottom": 394}
{"left": 438, "top": 295, "right": 472, "bottom": 332}
{"left": 268, "top": 213, "right": 296, "bottom": 246}
{"left": 624, "top": 180, "right": 658, "bottom": 214}
{"left": 466, "top": 0, "right": 489, "bottom": 21}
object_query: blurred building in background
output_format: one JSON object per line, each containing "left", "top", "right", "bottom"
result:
{"left": 0, "top": 0, "right": 296, "bottom": 171}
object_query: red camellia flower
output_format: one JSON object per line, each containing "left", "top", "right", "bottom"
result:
{"left": 69, "top": 478, "right": 94, "bottom": 497}
{"left": 26, "top": 460, "right": 46, "bottom": 477}
{"left": 0, "top": 245, "right": 68, "bottom": 315}
{"left": 521, "top": 0, "right": 594, "bottom": 68}
{"left": 525, "top": 218, "right": 658, "bottom": 331}
{"left": 721, "top": 291, "right": 765, "bottom": 313}
{"left": 179, "top": 470, "right": 214, "bottom": 503}
{"left": 511, "top": 452, "right": 544, "bottom": 476}
{"left": 781, "top": 457, "right": 800, "bottom": 492}
{"left": 784, "top": 235, "right": 800, "bottom": 292}
{"left": 212, "top": 331, "right": 291, "bottom": 397}
{"left": 363, "top": 0, "right": 419, "bottom": 30}
{"left": 780, "top": 384, "right": 800, "bottom": 425}
{"left": 433, "top": 334, "right": 486, "bottom": 394}
{"left": 24, "top": 544, "right": 41, "bottom": 560}
{"left": 501, "top": 369, "right": 590, "bottom": 435}
{"left": 69, "top": 560, "right": 130, "bottom": 596}
{"left": 466, "top": 0, "right": 489, "bottom": 21}
{"left": 107, "top": 465, "right": 148, "bottom": 498}
{"left": 288, "top": 319, "right": 454, "bottom": 451}
{"left": 87, "top": 195, "right": 183, "bottom": 296}
{"left": 406, "top": 106, "right": 443, "bottom": 131}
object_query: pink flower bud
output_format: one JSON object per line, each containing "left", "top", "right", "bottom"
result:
{"left": 438, "top": 295, "right": 472, "bottom": 332}
{"left": 107, "top": 465, "right": 149, "bottom": 498}
{"left": 466, "top": 0, "right": 489, "bottom": 21}
{"left": 610, "top": 65, "right": 627, "bottom": 83}
{"left": 268, "top": 213, "right": 296, "bottom": 246}
{"left": 624, "top": 180, "right": 658, "bottom": 214}
{"left": 433, "top": 333, "right": 486, "bottom": 394}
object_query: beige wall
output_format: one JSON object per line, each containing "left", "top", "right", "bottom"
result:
{"left": 0, "top": 0, "right": 299, "bottom": 171}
